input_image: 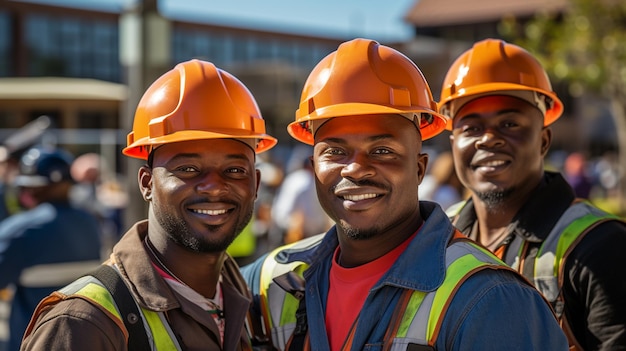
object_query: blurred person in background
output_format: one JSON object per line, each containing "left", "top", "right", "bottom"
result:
{"left": 0, "top": 145, "right": 102, "bottom": 351}
{"left": 70, "top": 152, "right": 127, "bottom": 257}
{"left": 440, "top": 38, "right": 626, "bottom": 350}
{"left": 0, "top": 150, "right": 22, "bottom": 223}
{"left": 418, "top": 150, "right": 465, "bottom": 209}
{"left": 271, "top": 155, "right": 332, "bottom": 244}
{"left": 21, "top": 59, "right": 277, "bottom": 350}
{"left": 563, "top": 152, "right": 593, "bottom": 199}
{"left": 0, "top": 116, "right": 53, "bottom": 222}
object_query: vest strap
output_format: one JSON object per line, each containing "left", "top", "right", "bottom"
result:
{"left": 89, "top": 265, "right": 151, "bottom": 350}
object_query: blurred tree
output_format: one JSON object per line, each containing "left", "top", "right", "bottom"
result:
{"left": 499, "top": 0, "right": 626, "bottom": 215}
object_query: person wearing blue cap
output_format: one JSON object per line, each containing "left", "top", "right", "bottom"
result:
{"left": 0, "top": 145, "right": 102, "bottom": 351}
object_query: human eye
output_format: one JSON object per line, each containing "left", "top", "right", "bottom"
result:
{"left": 175, "top": 165, "right": 199, "bottom": 174}
{"left": 168, "top": 164, "right": 200, "bottom": 179}
{"left": 458, "top": 123, "right": 481, "bottom": 136}
{"left": 224, "top": 164, "right": 252, "bottom": 179}
{"left": 501, "top": 119, "right": 520, "bottom": 128}
{"left": 226, "top": 167, "right": 247, "bottom": 174}
{"left": 372, "top": 147, "right": 392, "bottom": 155}
{"left": 319, "top": 146, "right": 346, "bottom": 157}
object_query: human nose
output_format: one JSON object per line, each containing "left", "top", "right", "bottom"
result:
{"left": 340, "top": 153, "right": 375, "bottom": 180}
{"left": 196, "top": 172, "right": 229, "bottom": 195}
{"left": 475, "top": 129, "right": 505, "bottom": 149}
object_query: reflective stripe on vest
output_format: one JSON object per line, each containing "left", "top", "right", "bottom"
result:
{"left": 59, "top": 273, "right": 182, "bottom": 350}
{"left": 259, "top": 235, "right": 320, "bottom": 350}
{"left": 260, "top": 233, "right": 510, "bottom": 349}
{"left": 534, "top": 201, "right": 620, "bottom": 303}
{"left": 19, "top": 260, "right": 103, "bottom": 287}
{"left": 389, "top": 240, "right": 509, "bottom": 348}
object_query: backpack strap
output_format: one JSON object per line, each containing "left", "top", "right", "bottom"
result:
{"left": 89, "top": 265, "right": 151, "bottom": 350}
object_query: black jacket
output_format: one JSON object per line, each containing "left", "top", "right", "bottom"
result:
{"left": 452, "top": 172, "right": 626, "bottom": 351}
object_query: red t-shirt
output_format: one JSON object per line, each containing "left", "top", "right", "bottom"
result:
{"left": 325, "top": 231, "right": 417, "bottom": 351}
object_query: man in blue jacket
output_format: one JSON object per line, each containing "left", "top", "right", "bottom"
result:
{"left": 242, "top": 38, "right": 568, "bottom": 351}
{"left": 0, "top": 145, "right": 101, "bottom": 351}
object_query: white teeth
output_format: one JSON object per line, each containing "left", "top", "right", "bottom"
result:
{"left": 343, "top": 194, "right": 377, "bottom": 201}
{"left": 192, "top": 209, "right": 227, "bottom": 215}
{"left": 478, "top": 160, "right": 506, "bottom": 167}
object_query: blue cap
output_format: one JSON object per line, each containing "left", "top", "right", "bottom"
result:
{"left": 13, "top": 146, "right": 74, "bottom": 187}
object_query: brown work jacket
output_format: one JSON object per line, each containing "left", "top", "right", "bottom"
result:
{"left": 21, "top": 220, "right": 253, "bottom": 351}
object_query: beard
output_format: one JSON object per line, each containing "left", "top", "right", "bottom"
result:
{"left": 156, "top": 206, "right": 254, "bottom": 254}
{"left": 337, "top": 219, "right": 378, "bottom": 240}
{"left": 475, "top": 187, "right": 513, "bottom": 212}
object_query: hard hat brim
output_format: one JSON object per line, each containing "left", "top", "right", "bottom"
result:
{"left": 289, "top": 102, "right": 447, "bottom": 145}
{"left": 123, "top": 129, "right": 277, "bottom": 160}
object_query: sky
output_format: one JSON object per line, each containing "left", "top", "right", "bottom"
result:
{"left": 20, "top": 0, "right": 417, "bottom": 42}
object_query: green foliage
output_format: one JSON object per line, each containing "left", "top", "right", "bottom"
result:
{"left": 499, "top": 0, "right": 626, "bottom": 98}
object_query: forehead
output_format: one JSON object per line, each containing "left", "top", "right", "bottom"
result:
{"left": 152, "top": 139, "right": 255, "bottom": 163}
{"left": 314, "top": 114, "right": 419, "bottom": 142}
{"left": 455, "top": 95, "right": 537, "bottom": 120}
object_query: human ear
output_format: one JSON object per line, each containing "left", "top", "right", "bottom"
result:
{"left": 138, "top": 165, "right": 153, "bottom": 201}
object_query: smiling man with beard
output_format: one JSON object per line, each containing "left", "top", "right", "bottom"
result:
{"left": 441, "top": 39, "right": 626, "bottom": 351}
{"left": 241, "top": 38, "right": 567, "bottom": 351}
{"left": 21, "top": 59, "right": 277, "bottom": 350}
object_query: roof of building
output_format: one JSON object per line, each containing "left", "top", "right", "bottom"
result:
{"left": 405, "top": 0, "right": 568, "bottom": 27}
{"left": 0, "top": 77, "right": 127, "bottom": 101}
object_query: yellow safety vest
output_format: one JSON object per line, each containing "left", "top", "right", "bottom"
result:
{"left": 31, "top": 268, "right": 181, "bottom": 350}
{"left": 257, "top": 231, "right": 514, "bottom": 350}
{"left": 448, "top": 199, "right": 623, "bottom": 351}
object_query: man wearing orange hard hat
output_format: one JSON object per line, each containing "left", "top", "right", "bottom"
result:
{"left": 241, "top": 38, "right": 567, "bottom": 350}
{"left": 441, "top": 38, "right": 626, "bottom": 351}
{"left": 22, "top": 59, "right": 277, "bottom": 350}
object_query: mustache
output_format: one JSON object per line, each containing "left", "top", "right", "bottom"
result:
{"left": 332, "top": 178, "right": 389, "bottom": 192}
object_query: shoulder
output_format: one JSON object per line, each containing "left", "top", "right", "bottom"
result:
{"left": 564, "top": 218, "right": 626, "bottom": 276}
{"left": 241, "top": 233, "right": 326, "bottom": 292}
{"left": 447, "top": 266, "right": 552, "bottom": 321}
{"left": 0, "top": 205, "right": 55, "bottom": 239}
{"left": 438, "top": 268, "right": 568, "bottom": 349}
{"left": 23, "top": 296, "right": 125, "bottom": 350}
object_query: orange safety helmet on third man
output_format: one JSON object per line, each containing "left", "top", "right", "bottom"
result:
{"left": 288, "top": 38, "right": 447, "bottom": 145}
{"left": 123, "top": 59, "right": 277, "bottom": 159}
{"left": 439, "top": 38, "right": 563, "bottom": 129}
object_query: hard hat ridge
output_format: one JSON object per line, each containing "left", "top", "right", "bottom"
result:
{"left": 123, "top": 59, "right": 277, "bottom": 160}
{"left": 439, "top": 38, "right": 563, "bottom": 129}
{"left": 288, "top": 38, "right": 447, "bottom": 145}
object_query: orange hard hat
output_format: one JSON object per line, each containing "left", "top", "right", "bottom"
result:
{"left": 439, "top": 38, "right": 563, "bottom": 129}
{"left": 123, "top": 59, "right": 277, "bottom": 160}
{"left": 288, "top": 38, "right": 447, "bottom": 145}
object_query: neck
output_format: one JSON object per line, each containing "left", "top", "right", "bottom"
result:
{"left": 471, "top": 195, "right": 517, "bottom": 251}
{"left": 337, "top": 218, "right": 422, "bottom": 268}
{"left": 145, "top": 234, "right": 224, "bottom": 298}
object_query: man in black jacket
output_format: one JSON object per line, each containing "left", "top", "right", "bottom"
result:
{"left": 440, "top": 38, "right": 626, "bottom": 351}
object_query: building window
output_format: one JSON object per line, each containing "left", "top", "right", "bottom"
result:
{"left": 25, "top": 13, "right": 120, "bottom": 82}
{"left": 0, "top": 11, "right": 10, "bottom": 76}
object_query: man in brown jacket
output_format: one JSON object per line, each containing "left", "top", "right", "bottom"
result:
{"left": 20, "top": 59, "right": 277, "bottom": 350}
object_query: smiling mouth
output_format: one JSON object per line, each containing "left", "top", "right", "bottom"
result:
{"left": 190, "top": 209, "right": 229, "bottom": 215}
{"left": 472, "top": 159, "right": 508, "bottom": 169}
{"left": 342, "top": 193, "right": 378, "bottom": 201}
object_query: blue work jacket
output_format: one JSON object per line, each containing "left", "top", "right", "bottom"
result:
{"left": 244, "top": 201, "right": 568, "bottom": 350}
